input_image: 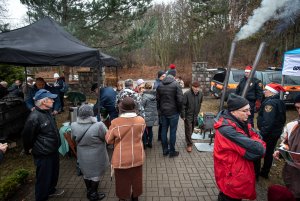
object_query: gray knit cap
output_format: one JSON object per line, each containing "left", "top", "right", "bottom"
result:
{"left": 78, "top": 104, "right": 94, "bottom": 119}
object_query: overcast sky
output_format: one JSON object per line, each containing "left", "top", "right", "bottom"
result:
{"left": 7, "top": 0, "right": 175, "bottom": 28}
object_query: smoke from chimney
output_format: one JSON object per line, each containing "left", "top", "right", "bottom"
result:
{"left": 235, "top": 0, "right": 293, "bottom": 41}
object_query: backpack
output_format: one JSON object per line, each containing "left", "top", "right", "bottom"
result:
{"left": 60, "top": 82, "right": 69, "bottom": 93}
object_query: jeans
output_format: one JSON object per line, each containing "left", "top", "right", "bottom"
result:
{"left": 161, "top": 113, "right": 179, "bottom": 154}
{"left": 34, "top": 152, "right": 60, "bottom": 201}
{"left": 143, "top": 126, "right": 153, "bottom": 145}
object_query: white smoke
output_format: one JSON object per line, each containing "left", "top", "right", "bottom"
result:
{"left": 273, "top": 0, "right": 299, "bottom": 20}
{"left": 235, "top": 0, "right": 290, "bottom": 41}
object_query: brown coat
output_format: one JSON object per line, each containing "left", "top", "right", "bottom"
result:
{"left": 106, "top": 114, "right": 146, "bottom": 169}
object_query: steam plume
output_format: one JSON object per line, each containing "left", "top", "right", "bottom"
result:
{"left": 235, "top": 0, "right": 290, "bottom": 41}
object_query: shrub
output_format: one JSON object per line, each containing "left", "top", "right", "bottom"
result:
{"left": 0, "top": 169, "right": 29, "bottom": 200}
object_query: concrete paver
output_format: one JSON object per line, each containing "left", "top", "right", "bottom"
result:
{"left": 21, "top": 118, "right": 266, "bottom": 201}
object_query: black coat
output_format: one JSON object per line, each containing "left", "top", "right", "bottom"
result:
{"left": 236, "top": 76, "right": 263, "bottom": 102}
{"left": 181, "top": 89, "right": 203, "bottom": 121}
{"left": 22, "top": 107, "right": 61, "bottom": 157}
{"left": 257, "top": 94, "right": 286, "bottom": 138}
{"left": 156, "top": 75, "right": 183, "bottom": 116}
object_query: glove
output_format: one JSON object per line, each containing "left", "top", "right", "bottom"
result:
{"left": 255, "top": 100, "right": 261, "bottom": 112}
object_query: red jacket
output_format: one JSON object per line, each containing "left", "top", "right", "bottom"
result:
{"left": 213, "top": 110, "right": 266, "bottom": 200}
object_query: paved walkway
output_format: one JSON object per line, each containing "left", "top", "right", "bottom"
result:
{"left": 22, "top": 118, "right": 266, "bottom": 201}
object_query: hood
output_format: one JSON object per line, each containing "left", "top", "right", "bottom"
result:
{"left": 162, "top": 75, "right": 176, "bottom": 85}
{"left": 143, "top": 90, "right": 156, "bottom": 101}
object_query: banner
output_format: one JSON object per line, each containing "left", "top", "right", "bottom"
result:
{"left": 282, "top": 48, "right": 300, "bottom": 76}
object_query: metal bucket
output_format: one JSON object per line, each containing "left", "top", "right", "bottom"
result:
{"left": 69, "top": 107, "right": 78, "bottom": 123}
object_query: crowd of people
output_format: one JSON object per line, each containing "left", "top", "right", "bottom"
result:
{"left": 1, "top": 64, "right": 299, "bottom": 201}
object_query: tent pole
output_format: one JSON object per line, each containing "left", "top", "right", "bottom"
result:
{"left": 25, "top": 66, "right": 28, "bottom": 84}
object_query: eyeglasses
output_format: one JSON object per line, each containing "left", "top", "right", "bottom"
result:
{"left": 237, "top": 108, "right": 251, "bottom": 113}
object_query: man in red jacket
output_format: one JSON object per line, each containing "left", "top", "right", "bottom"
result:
{"left": 214, "top": 93, "right": 266, "bottom": 201}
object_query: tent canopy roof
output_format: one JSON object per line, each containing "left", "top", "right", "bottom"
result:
{"left": 0, "top": 17, "right": 120, "bottom": 67}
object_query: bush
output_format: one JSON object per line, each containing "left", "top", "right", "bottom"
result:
{"left": 0, "top": 169, "right": 29, "bottom": 200}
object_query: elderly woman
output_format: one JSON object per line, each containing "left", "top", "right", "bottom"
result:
{"left": 71, "top": 104, "right": 109, "bottom": 201}
{"left": 106, "top": 97, "right": 146, "bottom": 201}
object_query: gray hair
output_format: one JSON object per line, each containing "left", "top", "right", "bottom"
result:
{"left": 78, "top": 104, "right": 94, "bottom": 119}
{"left": 35, "top": 97, "right": 47, "bottom": 107}
{"left": 0, "top": 81, "right": 8, "bottom": 87}
{"left": 124, "top": 79, "right": 133, "bottom": 88}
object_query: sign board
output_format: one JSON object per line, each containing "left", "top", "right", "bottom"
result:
{"left": 282, "top": 48, "right": 300, "bottom": 76}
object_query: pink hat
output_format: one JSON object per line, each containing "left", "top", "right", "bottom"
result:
{"left": 245, "top": 65, "right": 252, "bottom": 72}
{"left": 265, "top": 83, "right": 286, "bottom": 94}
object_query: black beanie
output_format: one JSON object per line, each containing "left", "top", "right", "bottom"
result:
{"left": 168, "top": 69, "right": 176, "bottom": 77}
{"left": 157, "top": 70, "right": 165, "bottom": 78}
{"left": 227, "top": 93, "right": 249, "bottom": 111}
{"left": 294, "top": 94, "right": 300, "bottom": 104}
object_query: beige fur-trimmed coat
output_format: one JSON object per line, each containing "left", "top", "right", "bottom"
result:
{"left": 106, "top": 113, "right": 146, "bottom": 169}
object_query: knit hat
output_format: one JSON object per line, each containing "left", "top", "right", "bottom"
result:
{"left": 54, "top": 73, "right": 60, "bottom": 78}
{"left": 136, "top": 79, "right": 144, "bottom": 86}
{"left": 245, "top": 65, "right": 252, "bottom": 72}
{"left": 118, "top": 96, "right": 136, "bottom": 114}
{"left": 227, "top": 93, "right": 249, "bottom": 111}
{"left": 168, "top": 69, "right": 176, "bottom": 77}
{"left": 265, "top": 83, "right": 286, "bottom": 94}
{"left": 294, "top": 94, "right": 300, "bottom": 104}
{"left": 157, "top": 70, "right": 165, "bottom": 78}
{"left": 27, "top": 77, "right": 33, "bottom": 81}
{"left": 169, "top": 64, "right": 176, "bottom": 69}
{"left": 91, "top": 83, "right": 98, "bottom": 92}
{"left": 192, "top": 81, "right": 200, "bottom": 87}
{"left": 268, "top": 185, "right": 296, "bottom": 201}
{"left": 78, "top": 104, "right": 94, "bottom": 119}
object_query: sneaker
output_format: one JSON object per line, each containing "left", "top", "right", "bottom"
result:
{"left": 49, "top": 189, "right": 65, "bottom": 197}
{"left": 186, "top": 146, "right": 192, "bottom": 152}
{"left": 169, "top": 151, "right": 179, "bottom": 158}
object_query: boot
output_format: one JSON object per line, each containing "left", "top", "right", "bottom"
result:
{"left": 131, "top": 193, "right": 139, "bottom": 201}
{"left": 88, "top": 181, "right": 105, "bottom": 201}
{"left": 84, "top": 179, "right": 91, "bottom": 199}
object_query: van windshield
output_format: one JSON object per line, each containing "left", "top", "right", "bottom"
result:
{"left": 285, "top": 75, "right": 300, "bottom": 85}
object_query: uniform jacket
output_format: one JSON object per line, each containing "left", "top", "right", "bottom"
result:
{"left": 214, "top": 110, "right": 266, "bottom": 200}
{"left": 71, "top": 116, "right": 109, "bottom": 178}
{"left": 257, "top": 94, "right": 286, "bottom": 139}
{"left": 181, "top": 89, "right": 203, "bottom": 121}
{"left": 156, "top": 75, "right": 183, "bottom": 116}
{"left": 142, "top": 90, "right": 158, "bottom": 127}
{"left": 236, "top": 76, "right": 263, "bottom": 102}
{"left": 105, "top": 113, "right": 146, "bottom": 169}
{"left": 22, "top": 107, "right": 61, "bottom": 157}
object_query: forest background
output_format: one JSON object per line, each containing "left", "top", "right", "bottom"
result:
{"left": 0, "top": 0, "right": 299, "bottom": 84}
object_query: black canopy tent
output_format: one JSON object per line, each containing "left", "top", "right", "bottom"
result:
{"left": 0, "top": 16, "right": 120, "bottom": 68}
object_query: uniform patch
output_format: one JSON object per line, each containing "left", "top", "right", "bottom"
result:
{"left": 258, "top": 82, "right": 263, "bottom": 88}
{"left": 264, "top": 105, "right": 273, "bottom": 112}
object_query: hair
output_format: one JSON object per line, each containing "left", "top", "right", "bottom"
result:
{"left": 0, "top": 81, "right": 8, "bottom": 87}
{"left": 35, "top": 77, "right": 45, "bottom": 83}
{"left": 124, "top": 79, "right": 133, "bottom": 88}
{"left": 35, "top": 97, "right": 47, "bottom": 107}
{"left": 144, "top": 82, "right": 152, "bottom": 90}
{"left": 78, "top": 104, "right": 94, "bottom": 119}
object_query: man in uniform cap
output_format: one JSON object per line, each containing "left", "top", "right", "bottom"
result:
{"left": 256, "top": 83, "right": 286, "bottom": 179}
{"left": 236, "top": 65, "right": 263, "bottom": 126}
{"left": 214, "top": 93, "right": 266, "bottom": 201}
